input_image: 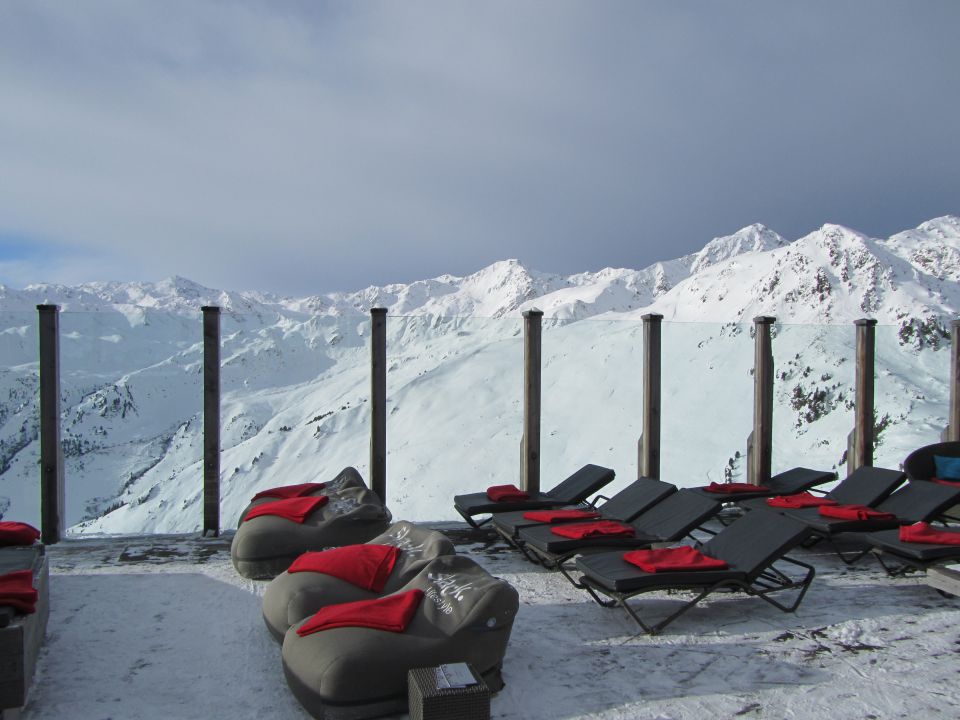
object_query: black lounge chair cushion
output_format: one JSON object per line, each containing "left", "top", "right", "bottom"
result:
{"left": 454, "top": 463, "right": 615, "bottom": 518}
{"left": 262, "top": 521, "right": 455, "bottom": 640}
{"left": 281, "top": 555, "right": 518, "bottom": 717}
{"left": 688, "top": 467, "right": 834, "bottom": 502}
{"left": 868, "top": 528, "right": 960, "bottom": 561}
{"left": 231, "top": 485, "right": 392, "bottom": 579}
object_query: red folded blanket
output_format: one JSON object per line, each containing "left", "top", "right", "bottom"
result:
{"left": 296, "top": 588, "right": 423, "bottom": 637}
{"left": 486, "top": 484, "right": 530, "bottom": 502}
{"left": 251, "top": 482, "right": 325, "bottom": 501}
{"left": 703, "top": 482, "right": 769, "bottom": 494}
{"left": 932, "top": 478, "right": 960, "bottom": 488}
{"left": 623, "top": 545, "right": 729, "bottom": 573}
{"left": 0, "top": 521, "right": 41, "bottom": 547}
{"left": 818, "top": 504, "right": 897, "bottom": 521}
{"left": 288, "top": 544, "right": 401, "bottom": 592}
{"left": 550, "top": 520, "right": 635, "bottom": 539}
{"left": 0, "top": 570, "right": 38, "bottom": 614}
{"left": 242, "top": 495, "right": 328, "bottom": 523}
{"left": 522, "top": 509, "right": 600, "bottom": 522}
{"left": 766, "top": 492, "right": 838, "bottom": 509}
{"left": 899, "top": 522, "right": 960, "bottom": 545}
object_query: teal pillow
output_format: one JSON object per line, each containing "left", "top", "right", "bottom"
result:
{"left": 933, "top": 454, "right": 960, "bottom": 480}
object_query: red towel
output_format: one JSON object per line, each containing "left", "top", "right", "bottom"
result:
{"left": 295, "top": 588, "right": 423, "bottom": 637}
{"left": 703, "top": 482, "right": 769, "bottom": 494}
{"left": 932, "top": 478, "right": 960, "bottom": 488}
{"left": 899, "top": 522, "right": 960, "bottom": 545}
{"left": 623, "top": 545, "right": 729, "bottom": 573}
{"left": 251, "top": 482, "right": 325, "bottom": 501}
{"left": 242, "top": 495, "right": 328, "bottom": 523}
{"left": 766, "top": 492, "right": 838, "bottom": 509}
{"left": 550, "top": 521, "right": 635, "bottom": 539}
{"left": 0, "top": 570, "right": 38, "bottom": 614}
{"left": 0, "top": 521, "right": 41, "bottom": 547}
{"left": 818, "top": 504, "right": 896, "bottom": 521}
{"left": 288, "top": 544, "right": 401, "bottom": 592}
{"left": 522, "top": 509, "right": 600, "bottom": 522}
{"left": 486, "top": 484, "right": 530, "bottom": 502}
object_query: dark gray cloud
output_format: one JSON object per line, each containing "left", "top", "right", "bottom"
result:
{"left": 0, "top": 1, "right": 957, "bottom": 295}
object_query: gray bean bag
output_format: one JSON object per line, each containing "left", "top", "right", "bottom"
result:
{"left": 237, "top": 467, "right": 369, "bottom": 527}
{"left": 262, "top": 521, "right": 455, "bottom": 641}
{"left": 281, "top": 554, "right": 519, "bottom": 720}
{"left": 231, "top": 485, "right": 392, "bottom": 580}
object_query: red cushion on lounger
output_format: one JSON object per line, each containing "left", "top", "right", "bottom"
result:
{"left": 0, "top": 521, "right": 41, "bottom": 547}
{"left": 623, "top": 545, "right": 729, "bottom": 573}
{"left": 899, "top": 522, "right": 960, "bottom": 545}
{"left": 251, "top": 482, "right": 325, "bottom": 501}
{"left": 766, "top": 492, "right": 838, "bottom": 509}
{"left": 522, "top": 509, "right": 601, "bottom": 522}
{"left": 288, "top": 544, "right": 401, "bottom": 592}
{"left": 243, "top": 495, "right": 328, "bottom": 523}
{"left": 932, "top": 478, "right": 960, "bottom": 488}
{"left": 0, "top": 570, "right": 38, "bottom": 614}
{"left": 818, "top": 504, "right": 896, "bottom": 521}
{"left": 295, "top": 588, "right": 424, "bottom": 637}
{"left": 486, "top": 484, "right": 529, "bottom": 502}
{"left": 550, "top": 521, "right": 635, "bottom": 539}
{"left": 703, "top": 482, "right": 769, "bottom": 494}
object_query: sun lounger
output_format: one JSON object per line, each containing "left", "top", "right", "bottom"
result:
{"left": 737, "top": 466, "right": 905, "bottom": 513}
{"left": 262, "top": 521, "right": 455, "bottom": 641}
{"left": 281, "top": 554, "right": 519, "bottom": 720}
{"left": 686, "top": 466, "right": 836, "bottom": 503}
{"left": 453, "top": 463, "right": 615, "bottom": 528}
{"left": 779, "top": 480, "right": 960, "bottom": 564}
{"left": 231, "top": 485, "right": 393, "bottom": 579}
{"left": 570, "top": 509, "right": 815, "bottom": 634}
{"left": 516, "top": 488, "right": 720, "bottom": 570}
{"left": 491, "top": 477, "right": 676, "bottom": 548}
{"left": 867, "top": 523, "right": 960, "bottom": 576}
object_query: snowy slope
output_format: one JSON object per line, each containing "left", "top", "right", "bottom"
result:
{"left": 0, "top": 216, "right": 957, "bottom": 533}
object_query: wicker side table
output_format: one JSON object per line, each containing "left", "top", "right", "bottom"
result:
{"left": 408, "top": 664, "right": 491, "bottom": 720}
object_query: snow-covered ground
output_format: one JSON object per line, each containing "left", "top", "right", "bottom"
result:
{"left": 20, "top": 522, "right": 960, "bottom": 720}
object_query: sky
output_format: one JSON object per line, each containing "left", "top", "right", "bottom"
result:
{"left": 0, "top": 0, "right": 958, "bottom": 297}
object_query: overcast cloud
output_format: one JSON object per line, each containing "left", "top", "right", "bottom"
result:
{"left": 0, "top": 0, "right": 958, "bottom": 295}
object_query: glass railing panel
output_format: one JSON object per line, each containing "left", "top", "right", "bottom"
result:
{"left": 771, "top": 323, "right": 853, "bottom": 486}
{"left": 59, "top": 309, "right": 203, "bottom": 535}
{"left": 660, "top": 321, "right": 755, "bottom": 487}
{"left": 0, "top": 311, "right": 41, "bottom": 526}
{"left": 874, "top": 321, "right": 952, "bottom": 469}
{"left": 540, "top": 317, "right": 643, "bottom": 497}
{"left": 384, "top": 315, "right": 523, "bottom": 522}
{"left": 218, "top": 311, "right": 372, "bottom": 526}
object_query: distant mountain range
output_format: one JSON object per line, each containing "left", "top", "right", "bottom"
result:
{"left": 1, "top": 216, "right": 957, "bottom": 533}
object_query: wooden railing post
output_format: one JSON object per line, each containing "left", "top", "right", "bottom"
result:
{"left": 947, "top": 318, "right": 960, "bottom": 442}
{"left": 522, "top": 309, "right": 543, "bottom": 494}
{"left": 639, "top": 313, "right": 663, "bottom": 479}
{"left": 370, "top": 308, "right": 387, "bottom": 504}
{"left": 848, "top": 318, "right": 877, "bottom": 475}
{"left": 748, "top": 316, "right": 775, "bottom": 486}
{"left": 37, "top": 304, "right": 64, "bottom": 544}
{"left": 201, "top": 306, "right": 221, "bottom": 537}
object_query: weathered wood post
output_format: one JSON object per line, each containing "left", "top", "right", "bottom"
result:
{"left": 639, "top": 313, "right": 663, "bottom": 479}
{"left": 946, "top": 318, "right": 960, "bottom": 442}
{"left": 37, "top": 304, "right": 64, "bottom": 544}
{"left": 370, "top": 308, "right": 387, "bottom": 504}
{"left": 201, "top": 306, "right": 221, "bottom": 537}
{"left": 748, "top": 316, "right": 775, "bottom": 486}
{"left": 847, "top": 318, "right": 877, "bottom": 475}
{"left": 522, "top": 309, "right": 543, "bottom": 494}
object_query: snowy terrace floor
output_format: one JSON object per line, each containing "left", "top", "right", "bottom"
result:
{"left": 17, "top": 519, "right": 960, "bottom": 720}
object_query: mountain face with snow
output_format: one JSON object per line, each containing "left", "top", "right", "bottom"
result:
{"left": 0, "top": 216, "right": 957, "bottom": 533}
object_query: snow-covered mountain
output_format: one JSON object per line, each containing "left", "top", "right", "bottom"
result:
{"left": 0, "top": 216, "right": 957, "bottom": 533}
